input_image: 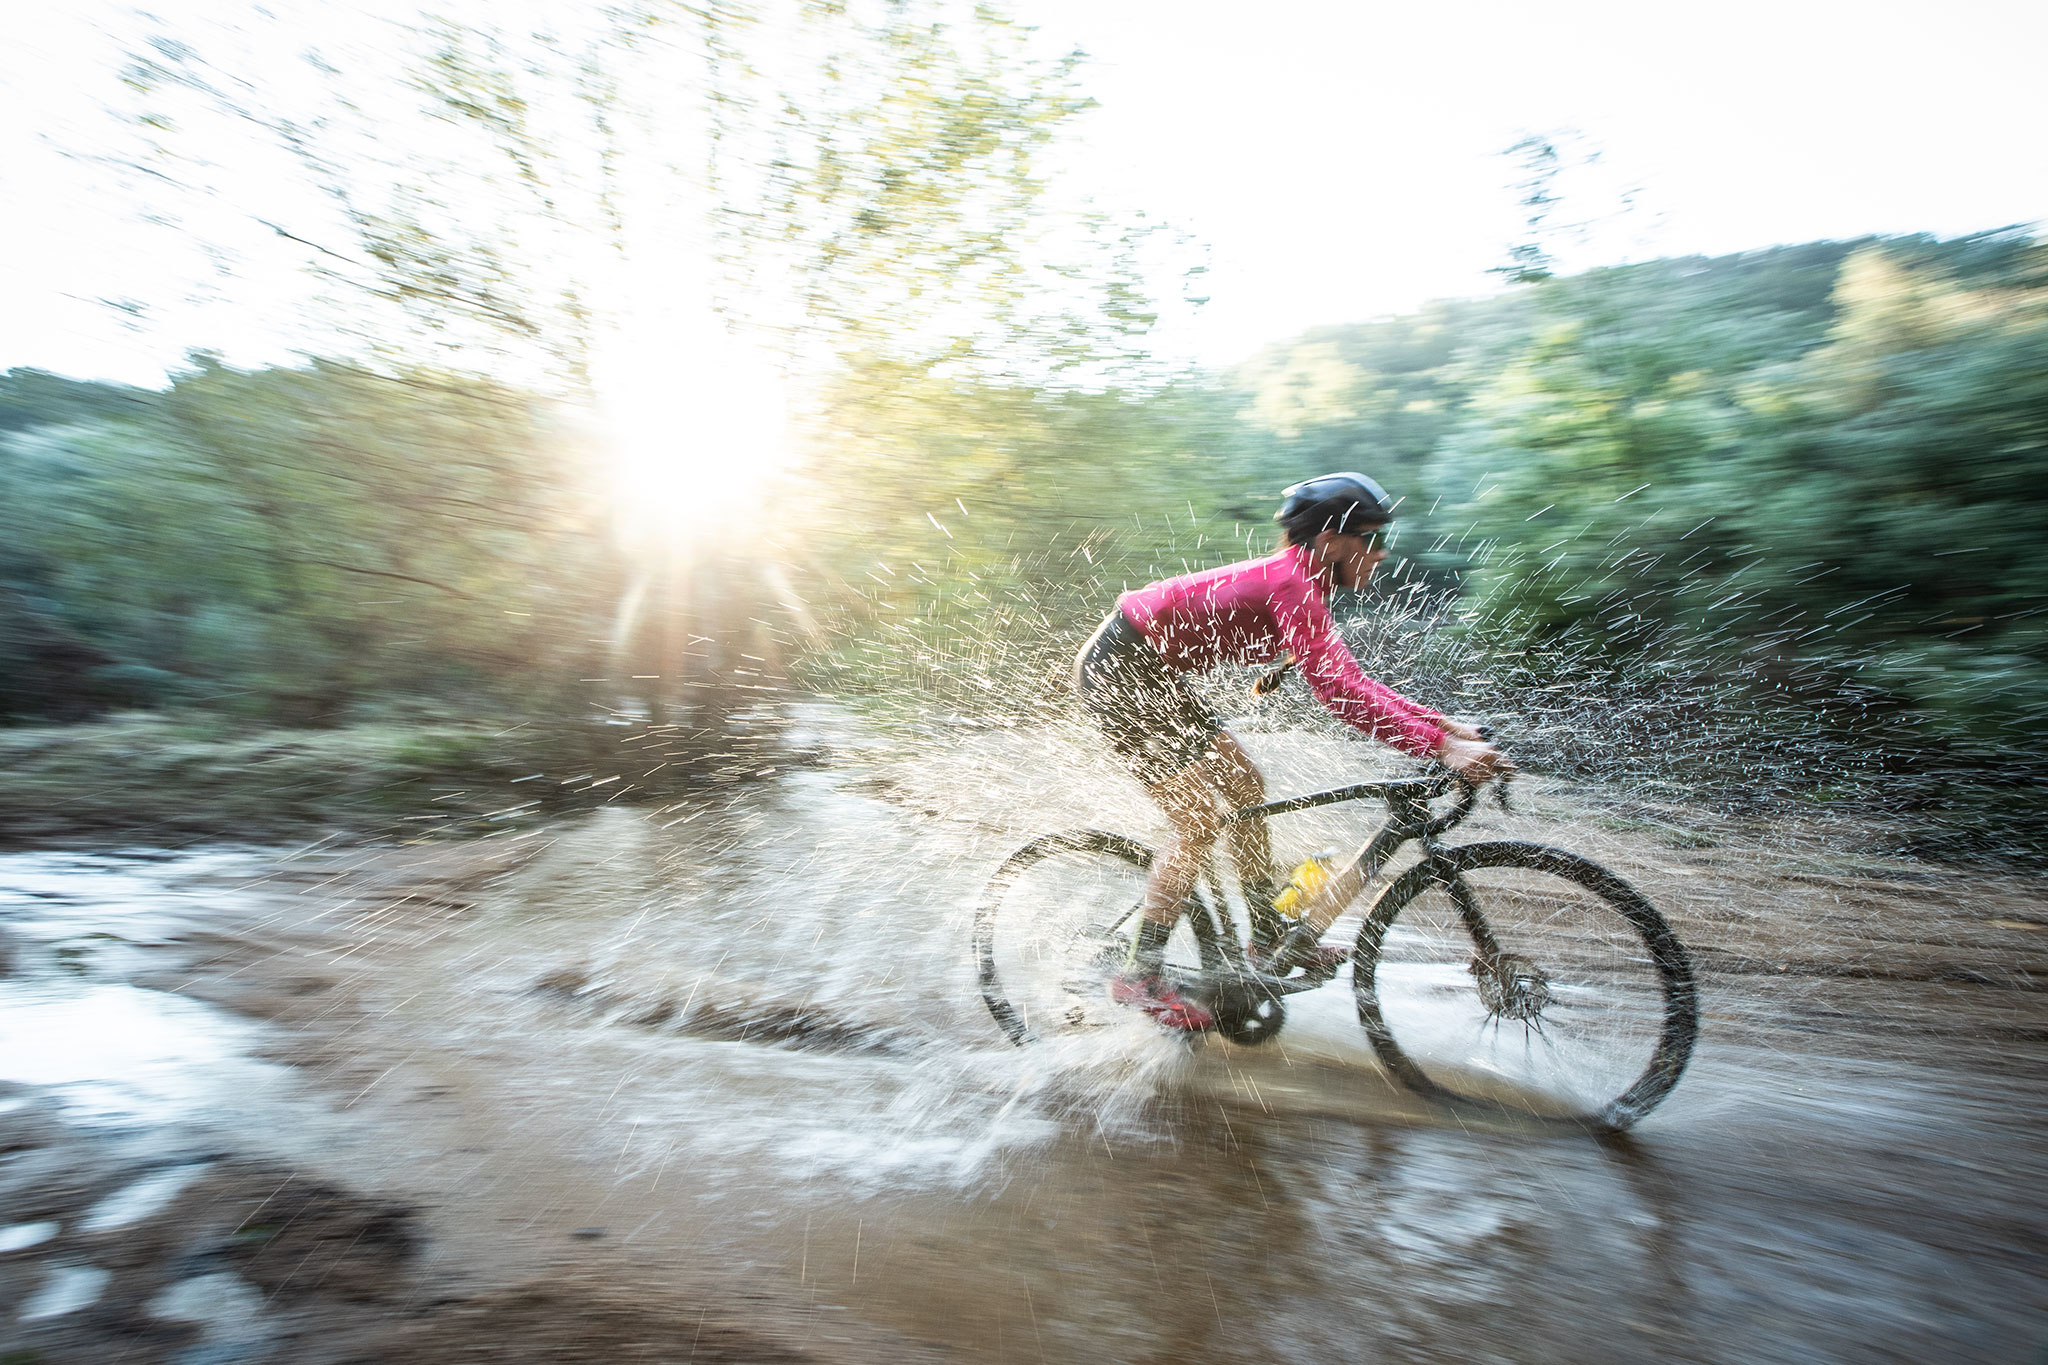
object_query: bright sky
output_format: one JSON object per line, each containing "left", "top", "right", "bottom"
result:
{"left": 3, "top": 0, "right": 2044, "bottom": 384}
{"left": 1021, "top": 0, "right": 2048, "bottom": 364}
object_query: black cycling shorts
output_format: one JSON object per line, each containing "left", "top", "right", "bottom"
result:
{"left": 1073, "top": 610, "right": 1222, "bottom": 787}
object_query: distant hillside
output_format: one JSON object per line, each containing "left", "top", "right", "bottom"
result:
{"left": 0, "top": 368, "right": 158, "bottom": 434}
{"left": 1227, "top": 234, "right": 2038, "bottom": 503}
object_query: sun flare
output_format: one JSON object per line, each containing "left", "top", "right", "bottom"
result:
{"left": 598, "top": 328, "right": 795, "bottom": 544}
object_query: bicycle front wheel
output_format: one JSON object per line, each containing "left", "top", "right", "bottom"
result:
{"left": 1356, "top": 841, "right": 1698, "bottom": 1131}
{"left": 975, "top": 830, "right": 1229, "bottom": 1046}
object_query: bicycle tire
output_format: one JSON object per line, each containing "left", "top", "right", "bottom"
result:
{"left": 975, "top": 830, "right": 1232, "bottom": 1046}
{"left": 1354, "top": 841, "right": 1698, "bottom": 1131}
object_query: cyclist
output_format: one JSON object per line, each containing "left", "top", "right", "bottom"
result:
{"left": 1073, "top": 472, "right": 1510, "bottom": 1030}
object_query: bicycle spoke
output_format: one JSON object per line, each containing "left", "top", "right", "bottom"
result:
{"left": 978, "top": 831, "right": 1231, "bottom": 1044}
{"left": 1359, "top": 842, "right": 1695, "bottom": 1128}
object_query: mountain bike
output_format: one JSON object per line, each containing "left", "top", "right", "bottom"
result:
{"left": 973, "top": 770, "right": 1699, "bottom": 1132}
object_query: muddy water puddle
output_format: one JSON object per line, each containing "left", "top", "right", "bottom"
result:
{"left": 3, "top": 737, "right": 2047, "bottom": 1362}
{"left": 0, "top": 848, "right": 311, "bottom": 1137}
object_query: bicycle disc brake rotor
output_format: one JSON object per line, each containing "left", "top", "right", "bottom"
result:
{"left": 1471, "top": 951, "right": 1551, "bottom": 1023}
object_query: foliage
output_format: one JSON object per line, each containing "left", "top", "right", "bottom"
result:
{"left": 723, "top": 4, "right": 1178, "bottom": 382}
{"left": 115, "top": 0, "right": 1175, "bottom": 393}
{"left": 783, "top": 361, "right": 1290, "bottom": 711}
{"left": 7, "top": 221, "right": 2046, "bottom": 854}
{"left": 0, "top": 370, "right": 157, "bottom": 434}
{"left": 95, "top": 0, "right": 1191, "bottom": 740}
{"left": 1419, "top": 237, "right": 2048, "bottom": 752}
{"left": 1221, "top": 231, "right": 2046, "bottom": 851}
{"left": 0, "top": 358, "right": 612, "bottom": 724}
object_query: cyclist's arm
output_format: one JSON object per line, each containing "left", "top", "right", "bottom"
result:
{"left": 1435, "top": 732, "right": 1513, "bottom": 780}
{"left": 1278, "top": 589, "right": 1449, "bottom": 760}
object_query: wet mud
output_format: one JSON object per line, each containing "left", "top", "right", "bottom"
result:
{"left": 2, "top": 716, "right": 2045, "bottom": 1362}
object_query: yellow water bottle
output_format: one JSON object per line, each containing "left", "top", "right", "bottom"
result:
{"left": 1271, "top": 851, "right": 1336, "bottom": 918}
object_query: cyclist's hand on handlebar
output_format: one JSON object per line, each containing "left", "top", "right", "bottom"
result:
{"left": 1439, "top": 718, "right": 1486, "bottom": 743}
{"left": 1434, "top": 733, "right": 1515, "bottom": 785}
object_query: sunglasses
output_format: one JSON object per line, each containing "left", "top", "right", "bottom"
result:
{"left": 1348, "top": 526, "right": 1391, "bottom": 552}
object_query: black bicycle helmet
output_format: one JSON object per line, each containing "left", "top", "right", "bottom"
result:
{"left": 1275, "top": 471, "right": 1396, "bottom": 543}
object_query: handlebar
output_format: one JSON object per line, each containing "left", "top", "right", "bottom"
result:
{"left": 1417, "top": 724, "right": 1511, "bottom": 834}
{"left": 1221, "top": 724, "right": 1512, "bottom": 833}
{"left": 1419, "top": 768, "right": 1512, "bottom": 838}
{"left": 1224, "top": 765, "right": 1509, "bottom": 831}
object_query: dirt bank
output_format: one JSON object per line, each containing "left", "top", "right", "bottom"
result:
{"left": 0, "top": 709, "right": 816, "bottom": 847}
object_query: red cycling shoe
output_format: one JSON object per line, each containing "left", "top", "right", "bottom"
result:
{"left": 1109, "top": 973, "right": 1216, "bottom": 1031}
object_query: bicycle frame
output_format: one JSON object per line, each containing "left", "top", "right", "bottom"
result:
{"left": 977, "top": 767, "right": 1695, "bottom": 1127}
{"left": 1212, "top": 771, "right": 1498, "bottom": 982}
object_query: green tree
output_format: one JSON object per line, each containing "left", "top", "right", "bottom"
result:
{"left": 0, "top": 357, "right": 613, "bottom": 723}
{"left": 1742, "top": 243, "right": 2048, "bottom": 744}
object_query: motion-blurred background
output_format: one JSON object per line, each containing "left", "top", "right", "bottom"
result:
{"left": 2, "top": 0, "right": 2042, "bottom": 854}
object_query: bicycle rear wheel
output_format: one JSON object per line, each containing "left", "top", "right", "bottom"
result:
{"left": 975, "top": 830, "right": 1230, "bottom": 1046}
{"left": 1355, "top": 841, "right": 1698, "bottom": 1131}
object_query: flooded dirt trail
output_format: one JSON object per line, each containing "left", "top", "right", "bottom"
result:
{"left": 3, "top": 716, "right": 2046, "bottom": 1362}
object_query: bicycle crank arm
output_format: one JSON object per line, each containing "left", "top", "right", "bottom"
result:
{"left": 1257, "top": 972, "right": 1332, "bottom": 996}
{"left": 1160, "top": 964, "right": 1339, "bottom": 998}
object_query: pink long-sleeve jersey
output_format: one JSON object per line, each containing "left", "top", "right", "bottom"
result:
{"left": 1116, "top": 545, "right": 1449, "bottom": 760}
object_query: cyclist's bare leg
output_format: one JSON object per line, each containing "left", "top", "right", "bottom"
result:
{"left": 1206, "top": 730, "right": 1275, "bottom": 896}
{"left": 1137, "top": 761, "right": 1227, "bottom": 927}
{"left": 1119, "top": 757, "right": 1229, "bottom": 1024}
{"left": 1137, "top": 731, "right": 1273, "bottom": 925}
